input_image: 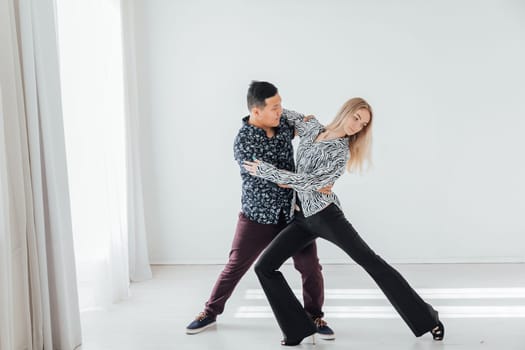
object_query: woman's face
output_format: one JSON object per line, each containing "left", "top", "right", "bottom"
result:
{"left": 344, "top": 108, "right": 371, "bottom": 136}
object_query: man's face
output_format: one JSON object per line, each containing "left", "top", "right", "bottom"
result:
{"left": 253, "top": 94, "right": 283, "bottom": 128}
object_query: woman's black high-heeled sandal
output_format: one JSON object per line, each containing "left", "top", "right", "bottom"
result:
{"left": 281, "top": 334, "right": 316, "bottom": 346}
{"left": 431, "top": 321, "right": 445, "bottom": 341}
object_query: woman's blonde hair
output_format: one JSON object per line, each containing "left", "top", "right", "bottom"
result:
{"left": 325, "top": 97, "right": 373, "bottom": 173}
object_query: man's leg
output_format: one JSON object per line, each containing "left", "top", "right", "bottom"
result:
{"left": 186, "top": 213, "right": 277, "bottom": 334}
{"left": 291, "top": 242, "right": 324, "bottom": 318}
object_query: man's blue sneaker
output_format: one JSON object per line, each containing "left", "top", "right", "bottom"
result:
{"left": 186, "top": 312, "right": 216, "bottom": 334}
{"left": 314, "top": 317, "right": 335, "bottom": 340}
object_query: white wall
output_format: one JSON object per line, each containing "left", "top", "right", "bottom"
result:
{"left": 132, "top": 0, "right": 525, "bottom": 264}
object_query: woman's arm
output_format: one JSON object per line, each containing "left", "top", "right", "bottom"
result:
{"left": 282, "top": 109, "right": 322, "bottom": 137}
{"left": 244, "top": 150, "right": 348, "bottom": 192}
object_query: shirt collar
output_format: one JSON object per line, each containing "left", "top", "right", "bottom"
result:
{"left": 241, "top": 115, "right": 287, "bottom": 136}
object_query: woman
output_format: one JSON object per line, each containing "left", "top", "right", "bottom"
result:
{"left": 243, "top": 98, "right": 444, "bottom": 346}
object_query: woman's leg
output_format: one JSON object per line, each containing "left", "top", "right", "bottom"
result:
{"left": 254, "top": 220, "right": 318, "bottom": 342}
{"left": 309, "top": 204, "right": 439, "bottom": 337}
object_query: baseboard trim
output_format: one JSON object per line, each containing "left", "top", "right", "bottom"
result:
{"left": 150, "top": 257, "right": 525, "bottom": 265}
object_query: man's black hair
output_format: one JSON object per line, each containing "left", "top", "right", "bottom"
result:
{"left": 247, "top": 81, "right": 278, "bottom": 110}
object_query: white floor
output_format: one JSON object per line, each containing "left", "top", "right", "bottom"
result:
{"left": 80, "top": 263, "right": 525, "bottom": 350}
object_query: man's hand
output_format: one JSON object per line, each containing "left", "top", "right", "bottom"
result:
{"left": 281, "top": 183, "right": 332, "bottom": 193}
{"left": 294, "top": 115, "right": 316, "bottom": 137}
{"left": 303, "top": 114, "right": 316, "bottom": 122}
{"left": 317, "top": 184, "right": 333, "bottom": 195}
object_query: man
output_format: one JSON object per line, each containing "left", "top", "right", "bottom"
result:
{"left": 185, "top": 81, "right": 335, "bottom": 340}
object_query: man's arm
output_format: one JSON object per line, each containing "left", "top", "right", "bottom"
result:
{"left": 233, "top": 133, "right": 256, "bottom": 174}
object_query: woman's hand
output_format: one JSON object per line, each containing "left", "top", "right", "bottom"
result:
{"left": 243, "top": 160, "right": 260, "bottom": 176}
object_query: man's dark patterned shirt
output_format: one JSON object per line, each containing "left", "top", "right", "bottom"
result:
{"left": 233, "top": 112, "right": 295, "bottom": 224}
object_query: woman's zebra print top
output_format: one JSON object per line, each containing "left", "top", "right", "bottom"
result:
{"left": 255, "top": 109, "right": 350, "bottom": 218}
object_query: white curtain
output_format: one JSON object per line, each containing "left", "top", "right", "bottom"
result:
{"left": 0, "top": 0, "right": 82, "bottom": 348}
{"left": 122, "top": 0, "right": 153, "bottom": 282}
{"left": 56, "top": 0, "right": 152, "bottom": 310}
{"left": 57, "top": 0, "right": 128, "bottom": 309}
